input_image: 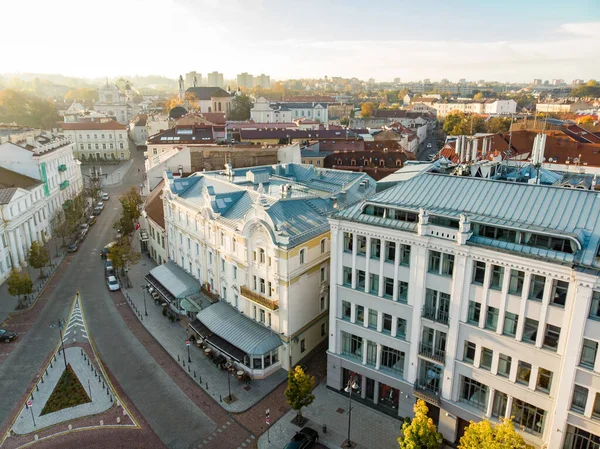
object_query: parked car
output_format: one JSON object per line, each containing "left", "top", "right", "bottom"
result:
{"left": 94, "top": 206, "right": 102, "bottom": 216}
{"left": 88, "top": 215, "right": 96, "bottom": 226}
{"left": 96, "top": 201, "right": 104, "bottom": 211}
{"left": 105, "top": 259, "right": 114, "bottom": 273}
{"left": 107, "top": 276, "right": 120, "bottom": 291}
{"left": 427, "top": 143, "right": 432, "bottom": 148}
{"left": 101, "top": 192, "right": 110, "bottom": 201}
{"left": 67, "top": 241, "right": 79, "bottom": 253}
{"left": 0, "top": 329, "right": 18, "bottom": 342}
{"left": 106, "top": 267, "right": 115, "bottom": 278}
{"left": 284, "top": 428, "right": 319, "bottom": 449}
{"left": 100, "top": 241, "right": 116, "bottom": 259}
{"left": 79, "top": 223, "right": 89, "bottom": 237}
{"left": 77, "top": 230, "right": 87, "bottom": 242}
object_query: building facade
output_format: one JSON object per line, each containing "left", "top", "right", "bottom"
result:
{"left": 327, "top": 172, "right": 600, "bottom": 449}
{"left": 62, "top": 120, "right": 130, "bottom": 161}
{"left": 93, "top": 83, "right": 135, "bottom": 124}
{"left": 206, "top": 72, "right": 224, "bottom": 88}
{"left": 162, "top": 164, "right": 375, "bottom": 379}
{"left": 250, "top": 97, "right": 329, "bottom": 124}
{"left": 237, "top": 73, "right": 254, "bottom": 89}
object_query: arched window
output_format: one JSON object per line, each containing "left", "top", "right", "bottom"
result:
{"left": 299, "top": 249, "right": 306, "bottom": 265}
{"left": 350, "top": 159, "right": 356, "bottom": 166}
{"left": 396, "top": 159, "right": 402, "bottom": 167}
{"left": 379, "top": 159, "right": 385, "bottom": 167}
{"left": 336, "top": 158, "right": 342, "bottom": 166}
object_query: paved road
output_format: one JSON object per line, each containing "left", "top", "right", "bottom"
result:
{"left": 0, "top": 150, "right": 215, "bottom": 449}
{"left": 416, "top": 132, "right": 440, "bottom": 161}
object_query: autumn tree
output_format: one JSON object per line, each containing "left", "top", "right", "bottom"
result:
{"left": 577, "top": 116, "right": 595, "bottom": 124}
{"left": 443, "top": 111, "right": 469, "bottom": 135}
{"left": 64, "top": 88, "right": 98, "bottom": 107}
{"left": 28, "top": 241, "right": 50, "bottom": 278}
{"left": 473, "top": 92, "right": 485, "bottom": 100}
{"left": 486, "top": 117, "right": 512, "bottom": 134}
{"left": 284, "top": 366, "right": 316, "bottom": 423}
{"left": 110, "top": 237, "right": 141, "bottom": 276}
{"left": 227, "top": 94, "right": 253, "bottom": 121}
{"left": 360, "top": 102, "right": 375, "bottom": 118}
{"left": 459, "top": 418, "right": 533, "bottom": 449}
{"left": 114, "top": 187, "right": 143, "bottom": 236}
{"left": 398, "top": 400, "right": 443, "bottom": 449}
{"left": 0, "top": 89, "right": 60, "bottom": 128}
{"left": 7, "top": 269, "right": 34, "bottom": 309}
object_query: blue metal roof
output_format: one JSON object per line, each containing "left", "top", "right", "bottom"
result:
{"left": 149, "top": 261, "right": 200, "bottom": 298}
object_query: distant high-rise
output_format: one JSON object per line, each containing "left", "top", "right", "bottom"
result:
{"left": 254, "top": 74, "right": 271, "bottom": 89}
{"left": 458, "top": 78, "right": 466, "bottom": 84}
{"left": 207, "top": 71, "right": 224, "bottom": 88}
{"left": 185, "top": 71, "right": 201, "bottom": 88}
{"left": 572, "top": 79, "right": 584, "bottom": 85}
{"left": 551, "top": 79, "right": 565, "bottom": 86}
{"left": 236, "top": 72, "right": 254, "bottom": 89}
{"left": 533, "top": 79, "right": 542, "bottom": 86}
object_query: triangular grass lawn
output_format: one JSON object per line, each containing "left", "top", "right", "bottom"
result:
{"left": 41, "top": 364, "right": 91, "bottom": 415}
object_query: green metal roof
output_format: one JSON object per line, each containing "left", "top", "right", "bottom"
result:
{"left": 149, "top": 261, "right": 200, "bottom": 299}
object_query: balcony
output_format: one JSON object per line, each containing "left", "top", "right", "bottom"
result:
{"left": 421, "top": 307, "right": 449, "bottom": 326}
{"left": 62, "top": 200, "right": 73, "bottom": 210}
{"left": 240, "top": 286, "right": 279, "bottom": 311}
{"left": 413, "top": 382, "right": 441, "bottom": 406}
{"left": 59, "top": 180, "right": 70, "bottom": 190}
{"left": 418, "top": 342, "right": 446, "bottom": 365}
{"left": 58, "top": 164, "right": 67, "bottom": 172}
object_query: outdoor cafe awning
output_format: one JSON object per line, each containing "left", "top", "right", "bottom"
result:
{"left": 145, "top": 261, "right": 200, "bottom": 304}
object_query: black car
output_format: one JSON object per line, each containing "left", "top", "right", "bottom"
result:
{"left": 284, "top": 428, "right": 319, "bottom": 449}
{"left": 67, "top": 242, "right": 79, "bottom": 252}
{"left": 0, "top": 329, "right": 18, "bottom": 342}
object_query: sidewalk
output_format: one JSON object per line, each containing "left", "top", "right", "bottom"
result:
{"left": 258, "top": 383, "right": 402, "bottom": 449}
{"left": 121, "top": 235, "right": 287, "bottom": 413}
{"left": 81, "top": 158, "right": 135, "bottom": 187}
{"left": 0, "top": 238, "right": 66, "bottom": 324}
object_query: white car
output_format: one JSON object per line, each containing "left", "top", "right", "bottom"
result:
{"left": 101, "top": 192, "right": 110, "bottom": 201}
{"left": 107, "top": 276, "right": 120, "bottom": 291}
{"left": 427, "top": 143, "right": 432, "bottom": 148}
{"left": 96, "top": 201, "right": 104, "bottom": 210}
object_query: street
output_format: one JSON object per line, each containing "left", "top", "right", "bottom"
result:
{"left": 415, "top": 132, "right": 440, "bottom": 161}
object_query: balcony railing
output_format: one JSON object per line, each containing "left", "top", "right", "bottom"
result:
{"left": 62, "top": 199, "right": 73, "bottom": 210}
{"left": 421, "top": 307, "right": 449, "bottom": 326}
{"left": 59, "top": 180, "right": 70, "bottom": 190}
{"left": 58, "top": 164, "right": 67, "bottom": 172}
{"left": 240, "top": 286, "right": 279, "bottom": 311}
{"left": 418, "top": 342, "right": 446, "bottom": 365}
{"left": 413, "top": 382, "right": 441, "bottom": 406}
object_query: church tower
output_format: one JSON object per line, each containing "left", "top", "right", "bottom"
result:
{"left": 179, "top": 75, "right": 185, "bottom": 101}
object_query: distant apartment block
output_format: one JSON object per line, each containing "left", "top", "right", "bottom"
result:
{"left": 237, "top": 72, "right": 254, "bottom": 89}
{"left": 536, "top": 100, "right": 589, "bottom": 114}
{"left": 206, "top": 71, "right": 224, "bottom": 88}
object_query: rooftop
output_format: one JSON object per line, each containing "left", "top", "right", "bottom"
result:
{"left": 61, "top": 120, "right": 127, "bottom": 131}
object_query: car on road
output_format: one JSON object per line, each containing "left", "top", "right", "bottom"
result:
{"left": 427, "top": 143, "right": 432, "bottom": 148}
{"left": 101, "top": 192, "right": 110, "bottom": 201}
{"left": 284, "top": 428, "right": 319, "bottom": 449}
{"left": 107, "top": 276, "right": 120, "bottom": 291}
{"left": 0, "top": 329, "right": 18, "bottom": 342}
{"left": 106, "top": 267, "right": 115, "bottom": 278}
{"left": 67, "top": 241, "right": 79, "bottom": 253}
{"left": 88, "top": 215, "right": 96, "bottom": 226}
{"left": 80, "top": 223, "right": 89, "bottom": 236}
{"left": 94, "top": 206, "right": 102, "bottom": 216}
{"left": 96, "top": 201, "right": 104, "bottom": 211}
{"left": 101, "top": 241, "right": 116, "bottom": 259}
{"left": 105, "top": 259, "right": 114, "bottom": 272}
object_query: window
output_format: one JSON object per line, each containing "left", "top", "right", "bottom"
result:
{"left": 259, "top": 248, "right": 265, "bottom": 263}
{"left": 551, "top": 280, "right": 568, "bottom": 307}
{"left": 498, "top": 354, "right": 511, "bottom": 377}
{"left": 396, "top": 318, "right": 407, "bottom": 339}
{"left": 195, "top": 243, "right": 200, "bottom": 255}
{"left": 366, "top": 341, "right": 377, "bottom": 365}
{"left": 320, "top": 296, "right": 325, "bottom": 311}
{"left": 536, "top": 368, "right": 553, "bottom": 394}
{"left": 522, "top": 318, "right": 539, "bottom": 344}
{"left": 370, "top": 238, "right": 381, "bottom": 259}
{"left": 342, "top": 301, "right": 352, "bottom": 320}
{"left": 480, "top": 347, "right": 493, "bottom": 371}
{"left": 572, "top": 385, "right": 589, "bottom": 413}
{"left": 299, "top": 249, "right": 306, "bottom": 264}
{"left": 320, "top": 267, "right": 326, "bottom": 282}
{"left": 428, "top": 251, "right": 441, "bottom": 273}
{"left": 517, "top": 361, "right": 532, "bottom": 385}
{"left": 356, "top": 306, "right": 364, "bottom": 323}
{"left": 381, "top": 346, "right": 404, "bottom": 375}
{"left": 492, "top": 391, "right": 508, "bottom": 419}
{"left": 260, "top": 278, "right": 266, "bottom": 294}
{"left": 460, "top": 376, "right": 489, "bottom": 411}
{"left": 441, "top": 254, "right": 454, "bottom": 276}
{"left": 543, "top": 324, "right": 560, "bottom": 351}
{"left": 253, "top": 306, "right": 257, "bottom": 319}
{"left": 232, "top": 238, "right": 236, "bottom": 251}
{"left": 253, "top": 275, "right": 257, "bottom": 290}
{"left": 511, "top": 399, "right": 546, "bottom": 434}
{"left": 489, "top": 265, "right": 504, "bottom": 290}
{"left": 343, "top": 232, "right": 353, "bottom": 252}
{"left": 320, "top": 239, "right": 325, "bottom": 254}
{"left": 472, "top": 261, "right": 486, "bottom": 284}
{"left": 463, "top": 341, "right": 476, "bottom": 364}
{"left": 341, "top": 332, "right": 362, "bottom": 359}
{"left": 357, "top": 236, "right": 366, "bottom": 255}
{"left": 485, "top": 306, "right": 499, "bottom": 331}
{"left": 300, "top": 339, "right": 306, "bottom": 353}
{"left": 385, "top": 241, "right": 396, "bottom": 262}
{"left": 233, "top": 266, "right": 237, "bottom": 279}
{"left": 398, "top": 281, "right": 408, "bottom": 303}
{"left": 368, "top": 309, "right": 378, "bottom": 329}
{"left": 528, "top": 274, "right": 546, "bottom": 301}
{"left": 343, "top": 266, "right": 352, "bottom": 286}
{"left": 503, "top": 312, "right": 519, "bottom": 337}
{"left": 580, "top": 339, "right": 598, "bottom": 369}
{"left": 208, "top": 252, "right": 213, "bottom": 264}
{"left": 384, "top": 277, "right": 394, "bottom": 298}
{"left": 260, "top": 309, "right": 265, "bottom": 323}
{"left": 467, "top": 301, "right": 481, "bottom": 325}
{"left": 268, "top": 281, "right": 272, "bottom": 297}
{"left": 220, "top": 258, "right": 225, "bottom": 271}
{"left": 356, "top": 270, "right": 366, "bottom": 290}
{"left": 593, "top": 393, "right": 600, "bottom": 420}
{"left": 564, "top": 425, "right": 600, "bottom": 449}
{"left": 590, "top": 291, "right": 600, "bottom": 320}
{"left": 369, "top": 274, "right": 379, "bottom": 294}
{"left": 383, "top": 313, "right": 392, "bottom": 334}
{"left": 399, "top": 244, "right": 411, "bottom": 266}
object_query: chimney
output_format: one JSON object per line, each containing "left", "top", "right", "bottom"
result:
{"left": 482, "top": 137, "right": 487, "bottom": 157}
{"left": 472, "top": 139, "right": 478, "bottom": 162}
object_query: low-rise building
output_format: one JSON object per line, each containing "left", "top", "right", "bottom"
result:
{"left": 185, "top": 86, "right": 233, "bottom": 114}
{"left": 143, "top": 180, "right": 167, "bottom": 266}
{"left": 536, "top": 100, "right": 589, "bottom": 114}
{"left": 129, "top": 114, "right": 148, "bottom": 146}
{"left": 433, "top": 99, "right": 517, "bottom": 118}
{"left": 251, "top": 97, "right": 329, "bottom": 124}
{"left": 62, "top": 120, "right": 130, "bottom": 161}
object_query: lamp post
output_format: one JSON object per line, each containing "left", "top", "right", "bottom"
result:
{"left": 142, "top": 285, "right": 148, "bottom": 316}
{"left": 186, "top": 339, "right": 191, "bottom": 363}
{"left": 227, "top": 367, "right": 232, "bottom": 402}
{"left": 344, "top": 375, "right": 359, "bottom": 448}
{"left": 58, "top": 318, "right": 67, "bottom": 370}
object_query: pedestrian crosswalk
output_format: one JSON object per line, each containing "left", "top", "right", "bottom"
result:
{"left": 61, "top": 294, "right": 88, "bottom": 343}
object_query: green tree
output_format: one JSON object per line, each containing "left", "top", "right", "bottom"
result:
{"left": 116, "top": 187, "right": 143, "bottom": 236}
{"left": 360, "top": 102, "right": 375, "bottom": 118}
{"left": 284, "top": 366, "right": 316, "bottom": 422}
{"left": 459, "top": 418, "right": 533, "bottom": 449}
{"left": 7, "top": 269, "right": 34, "bottom": 309}
{"left": 398, "top": 399, "right": 442, "bottom": 449}
{"left": 110, "top": 237, "right": 141, "bottom": 275}
{"left": 340, "top": 117, "right": 349, "bottom": 126}
{"left": 28, "top": 241, "right": 49, "bottom": 278}
{"left": 227, "top": 94, "right": 253, "bottom": 121}
{"left": 443, "top": 111, "right": 469, "bottom": 135}
{"left": 486, "top": 117, "right": 512, "bottom": 134}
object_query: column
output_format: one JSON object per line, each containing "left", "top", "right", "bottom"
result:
{"left": 516, "top": 273, "right": 532, "bottom": 341}
{"left": 14, "top": 230, "right": 25, "bottom": 265}
{"left": 529, "top": 366, "right": 539, "bottom": 391}
{"left": 377, "top": 311, "right": 383, "bottom": 332}
{"left": 391, "top": 316, "right": 398, "bottom": 338}
{"left": 23, "top": 223, "right": 32, "bottom": 252}
{"left": 392, "top": 242, "right": 401, "bottom": 301}
{"left": 364, "top": 236, "right": 371, "bottom": 293}
{"left": 362, "top": 338, "right": 368, "bottom": 365}
{"left": 479, "top": 262, "right": 492, "bottom": 328}
{"left": 361, "top": 376, "right": 367, "bottom": 400}
{"left": 378, "top": 239, "right": 385, "bottom": 297}
{"left": 28, "top": 219, "right": 36, "bottom": 244}
{"left": 350, "top": 304, "right": 357, "bottom": 323}
{"left": 535, "top": 277, "right": 553, "bottom": 349}
{"left": 486, "top": 388, "right": 495, "bottom": 418}
{"left": 505, "top": 396, "right": 514, "bottom": 419}
{"left": 373, "top": 381, "right": 380, "bottom": 405}
{"left": 351, "top": 233, "right": 357, "bottom": 289}
{"left": 375, "top": 343, "right": 382, "bottom": 370}
{"left": 496, "top": 268, "right": 511, "bottom": 335}
{"left": 8, "top": 231, "right": 19, "bottom": 268}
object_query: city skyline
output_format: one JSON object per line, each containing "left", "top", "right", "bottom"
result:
{"left": 2, "top": 0, "right": 598, "bottom": 83}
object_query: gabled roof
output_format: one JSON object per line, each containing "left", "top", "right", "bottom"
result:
{"left": 0, "top": 167, "right": 43, "bottom": 192}
{"left": 186, "top": 87, "right": 232, "bottom": 100}
{"left": 144, "top": 180, "right": 165, "bottom": 229}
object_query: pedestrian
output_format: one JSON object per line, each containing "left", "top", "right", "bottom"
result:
{"left": 138, "top": 168, "right": 140, "bottom": 174}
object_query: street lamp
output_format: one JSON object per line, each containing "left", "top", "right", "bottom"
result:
{"left": 142, "top": 285, "right": 148, "bottom": 316}
{"left": 58, "top": 318, "right": 68, "bottom": 370}
{"left": 187, "top": 340, "right": 191, "bottom": 363}
{"left": 344, "top": 375, "right": 359, "bottom": 448}
{"left": 227, "top": 366, "right": 232, "bottom": 402}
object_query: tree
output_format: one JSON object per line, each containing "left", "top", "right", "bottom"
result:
{"left": 398, "top": 399, "right": 442, "bottom": 449}
{"left": 398, "top": 89, "right": 409, "bottom": 101}
{"left": 443, "top": 111, "right": 469, "bottom": 135}
{"left": 459, "top": 418, "right": 533, "bottom": 449}
{"left": 116, "top": 187, "right": 143, "bottom": 236}
{"left": 284, "top": 366, "right": 315, "bottom": 423}
{"left": 577, "top": 116, "right": 595, "bottom": 124}
{"left": 110, "top": 237, "right": 141, "bottom": 276}
{"left": 340, "top": 117, "right": 349, "bottom": 126}
{"left": 227, "top": 94, "right": 253, "bottom": 121}
{"left": 64, "top": 88, "right": 98, "bottom": 107}
{"left": 28, "top": 241, "right": 49, "bottom": 278}
{"left": 360, "top": 102, "right": 375, "bottom": 118}
{"left": 7, "top": 269, "right": 33, "bottom": 309}
{"left": 473, "top": 92, "right": 484, "bottom": 100}
{"left": 0, "top": 89, "right": 60, "bottom": 128}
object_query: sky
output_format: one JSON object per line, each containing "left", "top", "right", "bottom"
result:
{"left": 1, "top": 0, "right": 599, "bottom": 83}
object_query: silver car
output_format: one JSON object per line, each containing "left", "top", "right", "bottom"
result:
{"left": 107, "top": 276, "right": 120, "bottom": 291}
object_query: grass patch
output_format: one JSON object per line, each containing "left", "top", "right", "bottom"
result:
{"left": 41, "top": 363, "right": 91, "bottom": 415}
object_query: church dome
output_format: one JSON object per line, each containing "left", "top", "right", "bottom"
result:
{"left": 169, "top": 106, "right": 188, "bottom": 119}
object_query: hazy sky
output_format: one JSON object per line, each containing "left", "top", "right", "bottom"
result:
{"left": 2, "top": 0, "right": 599, "bottom": 83}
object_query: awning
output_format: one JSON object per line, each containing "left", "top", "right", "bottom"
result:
{"left": 180, "top": 298, "right": 201, "bottom": 313}
{"left": 195, "top": 301, "right": 282, "bottom": 357}
{"left": 189, "top": 319, "right": 246, "bottom": 361}
{"left": 147, "top": 261, "right": 200, "bottom": 299}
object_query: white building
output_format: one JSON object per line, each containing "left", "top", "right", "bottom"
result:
{"left": 184, "top": 86, "right": 233, "bottom": 114}
{"left": 143, "top": 180, "right": 168, "bottom": 266}
{"left": 129, "top": 114, "right": 148, "bottom": 146}
{"left": 536, "top": 100, "right": 589, "bottom": 114}
{"left": 206, "top": 72, "right": 224, "bottom": 89}
{"left": 328, "top": 172, "right": 600, "bottom": 449}
{"left": 93, "top": 83, "right": 135, "bottom": 124}
{"left": 62, "top": 120, "right": 130, "bottom": 161}
{"left": 0, "top": 132, "right": 83, "bottom": 238}
{"left": 433, "top": 99, "right": 517, "bottom": 118}
{"left": 250, "top": 97, "right": 329, "bottom": 123}
{"left": 156, "top": 164, "right": 375, "bottom": 379}
{"left": 254, "top": 74, "right": 271, "bottom": 89}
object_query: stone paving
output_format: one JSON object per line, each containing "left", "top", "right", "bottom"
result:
{"left": 123, "top": 248, "right": 287, "bottom": 413}
{"left": 81, "top": 157, "right": 135, "bottom": 187}
{"left": 258, "top": 383, "right": 403, "bottom": 449}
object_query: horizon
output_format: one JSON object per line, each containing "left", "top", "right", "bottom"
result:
{"left": 1, "top": 0, "right": 598, "bottom": 83}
